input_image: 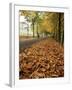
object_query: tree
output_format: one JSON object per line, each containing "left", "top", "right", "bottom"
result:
{"left": 19, "top": 10, "right": 64, "bottom": 44}
{"left": 61, "top": 13, "right": 64, "bottom": 45}
{"left": 35, "top": 12, "right": 43, "bottom": 38}
{"left": 19, "top": 10, "right": 36, "bottom": 38}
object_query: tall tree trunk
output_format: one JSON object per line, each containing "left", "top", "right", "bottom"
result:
{"left": 55, "top": 20, "right": 58, "bottom": 41}
{"left": 36, "top": 23, "right": 39, "bottom": 38}
{"left": 58, "top": 13, "right": 61, "bottom": 43}
{"left": 62, "top": 30, "right": 64, "bottom": 45}
{"left": 53, "top": 26, "right": 56, "bottom": 39}
{"left": 32, "top": 22, "right": 35, "bottom": 38}
{"left": 61, "top": 13, "right": 64, "bottom": 45}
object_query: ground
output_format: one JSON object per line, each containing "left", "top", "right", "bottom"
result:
{"left": 19, "top": 38, "right": 64, "bottom": 79}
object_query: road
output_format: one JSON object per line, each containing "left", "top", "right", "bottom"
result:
{"left": 19, "top": 37, "right": 48, "bottom": 50}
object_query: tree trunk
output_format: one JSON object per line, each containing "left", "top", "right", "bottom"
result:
{"left": 36, "top": 23, "right": 40, "bottom": 38}
{"left": 32, "top": 22, "right": 35, "bottom": 38}
{"left": 58, "top": 13, "right": 61, "bottom": 43}
{"left": 62, "top": 30, "right": 64, "bottom": 45}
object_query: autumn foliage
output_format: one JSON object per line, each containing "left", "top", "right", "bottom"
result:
{"left": 19, "top": 10, "right": 64, "bottom": 79}
{"left": 19, "top": 38, "right": 64, "bottom": 79}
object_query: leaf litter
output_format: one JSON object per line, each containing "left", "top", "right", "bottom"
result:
{"left": 19, "top": 38, "right": 64, "bottom": 79}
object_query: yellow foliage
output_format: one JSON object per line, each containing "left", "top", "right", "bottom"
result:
{"left": 19, "top": 10, "right": 60, "bottom": 34}
{"left": 40, "top": 18, "right": 54, "bottom": 33}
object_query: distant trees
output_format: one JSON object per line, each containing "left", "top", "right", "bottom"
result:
{"left": 19, "top": 10, "right": 64, "bottom": 45}
{"left": 32, "top": 12, "right": 41, "bottom": 38}
{"left": 48, "top": 12, "right": 64, "bottom": 45}
{"left": 19, "top": 10, "right": 36, "bottom": 37}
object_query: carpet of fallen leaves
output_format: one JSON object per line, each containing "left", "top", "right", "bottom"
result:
{"left": 19, "top": 38, "right": 64, "bottom": 79}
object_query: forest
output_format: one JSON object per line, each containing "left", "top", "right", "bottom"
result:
{"left": 19, "top": 10, "right": 64, "bottom": 79}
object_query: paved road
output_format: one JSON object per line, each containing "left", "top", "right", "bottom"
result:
{"left": 19, "top": 37, "right": 48, "bottom": 50}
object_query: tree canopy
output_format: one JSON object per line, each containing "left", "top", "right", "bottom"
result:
{"left": 19, "top": 10, "right": 64, "bottom": 44}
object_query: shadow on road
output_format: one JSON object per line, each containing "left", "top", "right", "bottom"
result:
{"left": 19, "top": 37, "right": 48, "bottom": 50}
